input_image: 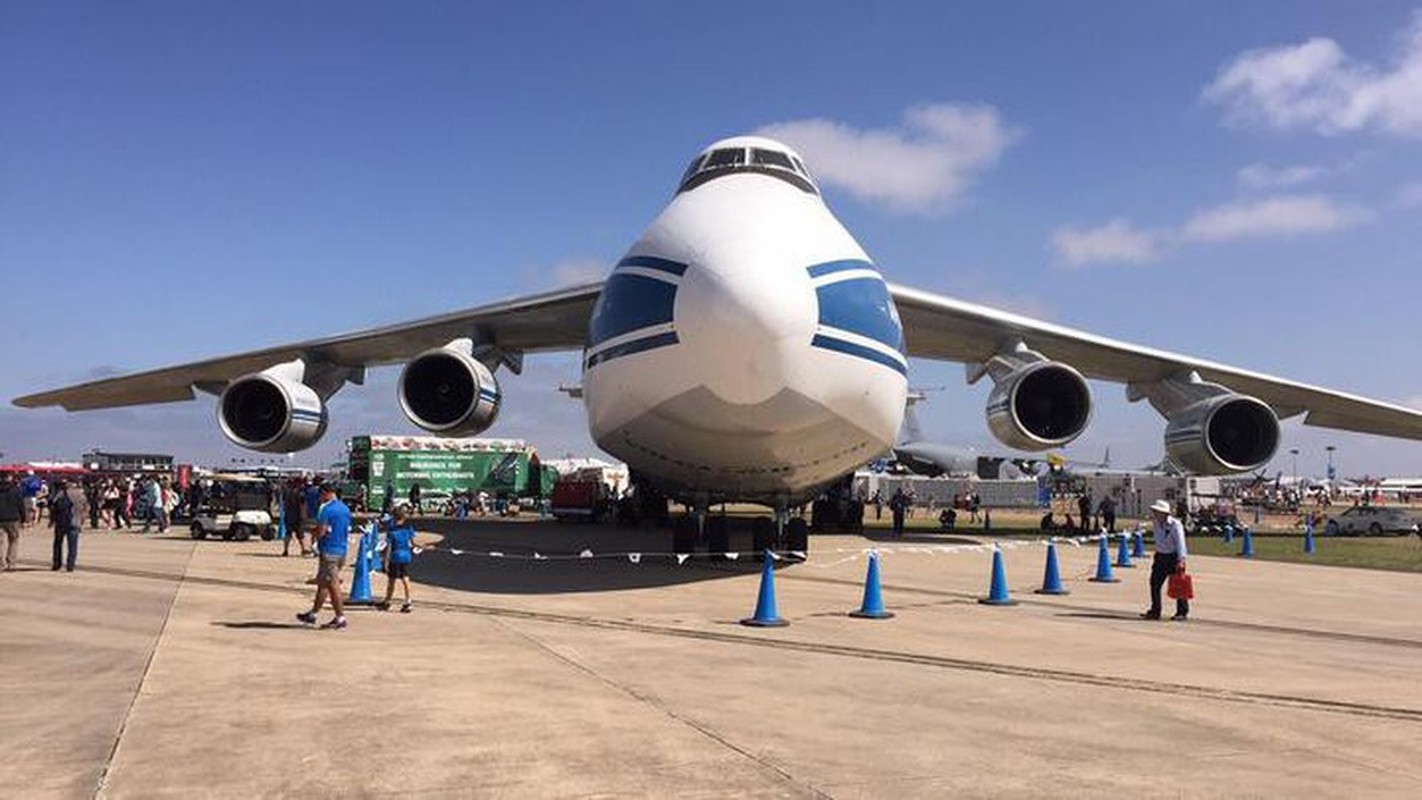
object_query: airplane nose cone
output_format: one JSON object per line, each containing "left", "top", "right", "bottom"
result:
{"left": 675, "top": 260, "right": 816, "bottom": 404}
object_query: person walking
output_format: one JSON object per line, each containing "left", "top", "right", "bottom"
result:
{"left": 889, "top": 487, "right": 909, "bottom": 537}
{"left": 281, "top": 481, "right": 310, "bottom": 557}
{"left": 376, "top": 506, "right": 417, "bottom": 613}
{"left": 49, "top": 479, "right": 82, "bottom": 572}
{"left": 0, "top": 475, "right": 24, "bottom": 571}
{"left": 1142, "top": 499, "right": 1190, "bottom": 621}
{"left": 297, "top": 484, "right": 352, "bottom": 630}
{"left": 408, "top": 482, "right": 422, "bottom": 515}
{"left": 1097, "top": 495, "right": 1117, "bottom": 534}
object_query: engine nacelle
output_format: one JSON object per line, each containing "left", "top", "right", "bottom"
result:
{"left": 1164, "top": 394, "right": 1278, "bottom": 474}
{"left": 985, "top": 361, "right": 1092, "bottom": 450}
{"left": 217, "top": 372, "right": 329, "bottom": 452}
{"left": 398, "top": 343, "right": 502, "bottom": 436}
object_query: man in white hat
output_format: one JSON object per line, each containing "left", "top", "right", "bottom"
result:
{"left": 1143, "top": 498, "right": 1189, "bottom": 620}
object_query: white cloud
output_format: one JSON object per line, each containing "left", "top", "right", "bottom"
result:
{"left": 1203, "top": 14, "right": 1422, "bottom": 136}
{"left": 1181, "top": 194, "right": 1368, "bottom": 242}
{"left": 757, "top": 103, "right": 1022, "bottom": 213}
{"left": 1050, "top": 219, "right": 1163, "bottom": 267}
{"left": 1236, "top": 162, "right": 1326, "bottom": 190}
{"left": 549, "top": 259, "right": 607, "bottom": 287}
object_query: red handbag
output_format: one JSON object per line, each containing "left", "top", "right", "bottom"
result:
{"left": 1167, "top": 570, "right": 1194, "bottom": 600}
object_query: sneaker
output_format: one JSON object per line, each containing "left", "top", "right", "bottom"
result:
{"left": 1171, "top": 613, "right": 1189, "bottom": 621}
{"left": 1139, "top": 611, "right": 1161, "bottom": 620}
{"left": 400, "top": 603, "right": 411, "bottom": 614}
{"left": 296, "top": 611, "right": 317, "bottom": 625}
{"left": 374, "top": 601, "right": 390, "bottom": 611}
{"left": 322, "top": 616, "right": 348, "bottom": 630}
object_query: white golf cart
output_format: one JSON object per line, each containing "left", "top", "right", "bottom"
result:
{"left": 189, "top": 473, "right": 276, "bottom": 542}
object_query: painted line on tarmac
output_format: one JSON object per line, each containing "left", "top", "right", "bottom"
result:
{"left": 56, "top": 560, "right": 1422, "bottom": 725}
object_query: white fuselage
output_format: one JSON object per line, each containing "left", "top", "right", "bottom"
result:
{"left": 581, "top": 143, "right": 908, "bottom": 504}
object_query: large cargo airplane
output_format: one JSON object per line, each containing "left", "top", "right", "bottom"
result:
{"left": 14, "top": 135, "right": 1422, "bottom": 523}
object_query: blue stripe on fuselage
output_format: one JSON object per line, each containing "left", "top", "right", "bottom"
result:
{"left": 589, "top": 273, "right": 679, "bottom": 347}
{"left": 584, "top": 331, "right": 680, "bottom": 370}
{"left": 617, "top": 255, "right": 688, "bottom": 277}
{"left": 815, "top": 277, "right": 904, "bottom": 354}
{"left": 810, "top": 335, "right": 908, "bottom": 376}
{"left": 807, "top": 259, "right": 872, "bottom": 279}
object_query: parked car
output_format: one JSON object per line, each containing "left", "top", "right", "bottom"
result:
{"left": 1322, "top": 506, "right": 1420, "bottom": 537}
{"left": 189, "top": 474, "right": 275, "bottom": 541}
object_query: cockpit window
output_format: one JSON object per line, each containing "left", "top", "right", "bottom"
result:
{"left": 677, "top": 146, "right": 817, "bottom": 196}
{"left": 680, "top": 155, "right": 704, "bottom": 184}
{"left": 704, "top": 148, "right": 747, "bottom": 168}
{"left": 751, "top": 148, "right": 795, "bottom": 169}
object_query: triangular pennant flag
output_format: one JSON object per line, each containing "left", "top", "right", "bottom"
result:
{"left": 533, "top": 552, "right": 546, "bottom": 560}
{"left": 579, "top": 549, "right": 594, "bottom": 559}
{"left": 450, "top": 548, "right": 465, "bottom": 555}
{"left": 490, "top": 551, "right": 504, "bottom": 558}
{"left": 724, "top": 552, "right": 739, "bottom": 560}
{"left": 628, "top": 553, "right": 641, "bottom": 564}
{"left": 675, "top": 553, "right": 690, "bottom": 565}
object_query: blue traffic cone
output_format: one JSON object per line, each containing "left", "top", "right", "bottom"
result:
{"left": 1304, "top": 524, "right": 1316, "bottom": 555}
{"left": 741, "top": 550, "right": 789, "bottom": 627}
{"left": 1035, "top": 541, "right": 1070, "bottom": 595}
{"left": 347, "top": 525, "right": 374, "bottom": 604}
{"left": 1132, "top": 530, "right": 1146, "bottom": 558}
{"left": 1223, "top": 523, "right": 1234, "bottom": 544}
{"left": 1240, "top": 527, "right": 1255, "bottom": 558}
{"left": 979, "top": 547, "right": 1018, "bottom": 606}
{"left": 849, "top": 551, "right": 894, "bottom": 619}
{"left": 1115, "top": 533, "right": 1135, "bottom": 568}
{"left": 1090, "top": 535, "right": 1119, "bottom": 583}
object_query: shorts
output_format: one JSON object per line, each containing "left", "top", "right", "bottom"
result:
{"left": 23, "top": 497, "right": 37, "bottom": 513}
{"left": 386, "top": 561, "right": 410, "bottom": 579}
{"left": 316, "top": 556, "right": 346, "bottom": 583}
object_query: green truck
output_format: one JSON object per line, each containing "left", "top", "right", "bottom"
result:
{"left": 346, "top": 435, "right": 557, "bottom": 511}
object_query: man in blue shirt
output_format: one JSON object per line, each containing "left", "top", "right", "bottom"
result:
{"left": 376, "top": 505, "right": 417, "bottom": 613}
{"left": 297, "top": 484, "right": 352, "bottom": 630}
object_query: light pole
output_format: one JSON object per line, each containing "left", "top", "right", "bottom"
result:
{"left": 1290, "top": 448, "right": 1300, "bottom": 492}
{"left": 1325, "top": 445, "right": 1336, "bottom": 483}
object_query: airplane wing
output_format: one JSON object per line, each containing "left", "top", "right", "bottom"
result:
{"left": 14, "top": 282, "right": 602, "bottom": 411}
{"left": 890, "top": 283, "right": 1422, "bottom": 441}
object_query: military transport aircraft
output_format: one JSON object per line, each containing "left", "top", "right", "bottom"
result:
{"left": 15, "top": 135, "right": 1422, "bottom": 529}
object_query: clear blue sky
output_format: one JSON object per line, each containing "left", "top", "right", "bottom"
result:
{"left": 3, "top": 1, "right": 1420, "bottom": 479}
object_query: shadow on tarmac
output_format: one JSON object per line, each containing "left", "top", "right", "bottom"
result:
{"left": 213, "top": 621, "right": 312, "bottom": 630}
{"left": 411, "top": 517, "right": 780, "bottom": 596}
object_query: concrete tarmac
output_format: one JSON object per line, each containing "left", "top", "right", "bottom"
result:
{"left": 2, "top": 521, "right": 1421, "bottom": 798}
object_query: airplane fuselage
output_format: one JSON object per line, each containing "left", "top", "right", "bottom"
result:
{"left": 581, "top": 137, "right": 908, "bottom": 504}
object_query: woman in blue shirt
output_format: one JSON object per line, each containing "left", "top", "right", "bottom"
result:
{"left": 377, "top": 505, "right": 417, "bottom": 613}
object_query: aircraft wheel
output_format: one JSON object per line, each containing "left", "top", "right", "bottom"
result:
{"left": 784, "top": 517, "right": 809, "bottom": 557}
{"left": 750, "top": 516, "right": 775, "bottom": 553}
{"left": 706, "top": 516, "right": 730, "bottom": 557}
{"left": 190, "top": 523, "right": 207, "bottom": 540}
{"left": 672, "top": 516, "right": 698, "bottom": 554}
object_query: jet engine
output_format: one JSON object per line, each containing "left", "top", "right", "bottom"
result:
{"left": 983, "top": 359, "right": 1092, "bottom": 451}
{"left": 217, "top": 371, "right": 329, "bottom": 452}
{"left": 398, "top": 340, "right": 502, "bottom": 436}
{"left": 1163, "top": 394, "right": 1278, "bottom": 474}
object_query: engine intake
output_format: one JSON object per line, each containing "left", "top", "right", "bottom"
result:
{"left": 217, "top": 372, "right": 328, "bottom": 452}
{"left": 985, "top": 361, "right": 1092, "bottom": 450}
{"left": 398, "top": 342, "right": 501, "bottom": 436}
{"left": 1164, "top": 394, "right": 1278, "bottom": 474}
